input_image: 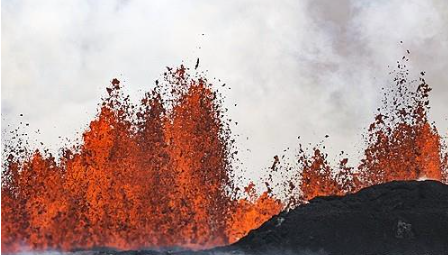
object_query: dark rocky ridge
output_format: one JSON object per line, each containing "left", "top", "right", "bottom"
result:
{"left": 83, "top": 180, "right": 448, "bottom": 255}
{"left": 231, "top": 180, "right": 448, "bottom": 255}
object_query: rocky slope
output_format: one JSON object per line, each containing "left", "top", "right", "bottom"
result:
{"left": 232, "top": 180, "right": 448, "bottom": 255}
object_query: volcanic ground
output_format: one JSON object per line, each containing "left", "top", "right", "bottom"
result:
{"left": 82, "top": 180, "right": 448, "bottom": 255}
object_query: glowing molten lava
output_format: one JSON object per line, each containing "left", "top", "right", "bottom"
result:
{"left": 1, "top": 66, "right": 281, "bottom": 252}
{"left": 295, "top": 53, "right": 447, "bottom": 202}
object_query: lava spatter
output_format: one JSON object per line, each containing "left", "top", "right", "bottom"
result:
{"left": 277, "top": 52, "right": 447, "bottom": 204}
{"left": 358, "top": 55, "right": 445, "bottom": 185}
{"left": 1, "top": 66, "right": 281, "bottom": 253}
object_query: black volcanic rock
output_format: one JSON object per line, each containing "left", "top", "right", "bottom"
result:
{"left": 232, "top": 180, "right": 448, "bottom": 255}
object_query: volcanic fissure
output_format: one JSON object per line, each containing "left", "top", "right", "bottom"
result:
{"left": 2, "top": 53, "right": 447, "bottom": 253}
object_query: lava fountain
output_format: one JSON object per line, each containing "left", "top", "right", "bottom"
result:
{"left": 277, "top": 52, "right": 448, "bottom": 205}
{"left": 1, "top": 66, "right": 282, "bottom": 253}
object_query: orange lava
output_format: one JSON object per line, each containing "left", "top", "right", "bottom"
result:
{"left": 294, "top": 53, "right": 447, "bottom": 202}
{"left": 299, "top": 149, "right": 359, "bottom": 201}
{"left": 225, "top": 183, "right": 282, "bottom": 243}
{"left": 1, "top": 66, "right": 281, "bottom": 252}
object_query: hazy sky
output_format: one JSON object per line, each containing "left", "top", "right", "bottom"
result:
{"left": 2, "top": 0, "right": 448, "bottom": 180}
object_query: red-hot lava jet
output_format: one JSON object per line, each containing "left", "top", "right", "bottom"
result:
{"left": 1, "top": 66, "right": 282, "bottom": 252}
